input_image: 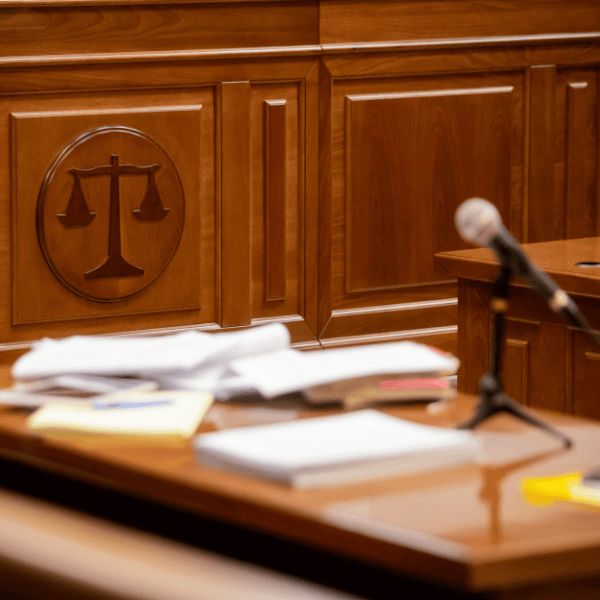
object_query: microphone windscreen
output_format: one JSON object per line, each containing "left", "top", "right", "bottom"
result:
{"left": 455, "top": 198, "right": 502, "bottom": 246}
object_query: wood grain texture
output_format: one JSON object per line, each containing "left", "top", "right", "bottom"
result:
{"left": 0, "top": 391, "right": 599, "bottom": 597}
{"left": 317, "top": 60, "right": 333, "bottom": 334}
{"left": 529, "top": 65, "right": 558, "bottom": 242}
{"left": 504, "top": 338, "right": 529, "bottom": 406}
{"left": 565, "top": 82, "right": 589, "bottom": 239}
{"left": 320, "top": 0, "right": 600, "bottom": 45}
{"left": 221, "top": 82, "right": 251, "bottom": 328}
{"left": 250, "top": 83, "right": 305, "bottom": 324}
{"left": 303, "top": 62, "right": 319, "bottom": 338}
{"left": 264, "top": 100, "right": 287, "bottom": 302}
{"left": 555, "top": 68, "right": 599, "bottom": 240}
{"left": 572, "top": 331, "right": 600, "bottom": 420}
{"left": 437, "top": 239, "right": 600, "bottom": 415}
{"left": 344, "top": 84, "right": 516, "bottom": 294}
{"left": 331, "top": 71, "right": 523, "bottom": 333}
{"left": 503, "top": 320, "right": 566, "bottom": 412}
{"left": 0, "top": 1, "right": 319, "bottom": 57}
{"left": 1, "top": 0, "right": 600, "bottom": 351}
{"left": 11, "top": 103, "right": 208, "bottom": 325}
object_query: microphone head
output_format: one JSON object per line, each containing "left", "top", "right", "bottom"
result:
{"left": 455, "top": 198, "right": 503, "bottom": 246}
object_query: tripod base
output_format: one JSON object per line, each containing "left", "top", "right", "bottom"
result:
{"left": 458, "top": 374, "right": 573, "bottom": 448}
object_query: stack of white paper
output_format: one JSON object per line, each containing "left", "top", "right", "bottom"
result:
{"left": 228, "top": 342, "right": 459, "bottom": 400}
{"left": 5, "top": 325, "right": 459, "bottom": 408}
{"left": 5, "top": 324, "right": 290, "bottom": 407}
{"left": 194, "top": 409, "right": 482, "bottom": 488}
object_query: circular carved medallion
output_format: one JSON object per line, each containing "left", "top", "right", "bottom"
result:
{"left": 37, "top": 126, "right": 185, "bottom": 302}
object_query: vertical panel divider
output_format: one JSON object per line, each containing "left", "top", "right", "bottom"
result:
{"left": 318, "top": 61, "right": 333, "bottom": 335}
{"left": 304, "top": 62, "right": 320, "bottom": 338}
{"left": 565, "top": 81, "right": 588, "bottom": 239}
{"left": 221, "top": 81, "right": 251, "bottom": 327}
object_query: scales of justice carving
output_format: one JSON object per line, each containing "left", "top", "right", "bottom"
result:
{"left": 62, "top": 154, "right": 169, "bottom": 279}
{"left": 37, "top": 126, "right": 185, "bottom": 302}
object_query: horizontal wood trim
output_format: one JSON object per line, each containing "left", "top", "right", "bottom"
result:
{"left": 322, "top": 32, "right": 600, "bottom": 55}
{"left": 320, "top": 301, "right": 458, "bottom": 341}
{"left": 0, "top": 0, "right": 304, "bottom": 6}
{"left": 0, "top": 46, "right": 323, "bottom": 69}
{"left": 319, "top": 326, "right": 457, "bottom": 350}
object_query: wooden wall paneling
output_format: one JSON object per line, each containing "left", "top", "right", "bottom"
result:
{"left": 321, "top": 69, "right": 523, "bottom": 346}
{"left": 504, "top": 338, "right": 529, "bottom": 406}
{"left": 264, "top": 99, "right": 287, "bottom": 303}
{"left": 303, "top": 62, "right": 319, "bottom": 338}
{"left": 555, "top": 68, "right": 599, "bottom": 239}
{"left": 249, "top": 81, "right": 317, "bottom": 345}
{"left": 502, "top": 319, "right": 566, "bottom": 412}
{"left": 572, "top": 330, "right": 600, "bottom": 420}
{"left": 529, "top": 65, "right": 558, "bottom": 243}
{"left": 221, "top": 81, "right": 251, "bottom": 328}
{"left": 320, "top": 0, "right": 600, "bottom": 46}
{"left": 8, "top": 95, "right": 214, "bottom": 334}
{"left": 565, "top": 82, "right": 589, "bottom": 239}
{"left": 320, "top": 300, "right": 457, "bottom": 343}
{"left": 458, "top": 279, "right": 491, "bottom": 394}
{"left": 0, "top": 2, "right": 320, "bottom": 58}
{"left": 343, "top": 85, "right": 514, "bottom": 294}
{"left": 317, "top": 60, "right": 333, "bottom": 336}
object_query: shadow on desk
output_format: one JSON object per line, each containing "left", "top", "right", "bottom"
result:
{"left": 0, "top": 456, "right": 484, "bottom": 600}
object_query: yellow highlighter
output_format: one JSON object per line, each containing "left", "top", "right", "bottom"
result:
{"left": 522, "top": 471, "right": 600, "bottom": 508}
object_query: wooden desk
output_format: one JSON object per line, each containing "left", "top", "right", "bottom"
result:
{"left": 435, "top": 238, "right": 600, "bottom": 419}
{"left": 0, "top": 386, "right": 600, "bottom": 599}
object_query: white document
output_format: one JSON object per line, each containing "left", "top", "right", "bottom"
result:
{"left": 194, "top": 409, "right": 481, "bottom": 489}
{"left": 229, "top": 342, "right": 459, "bottom": 399}
{"left": 12, "top": 324, "right": 290, "bottom": 380}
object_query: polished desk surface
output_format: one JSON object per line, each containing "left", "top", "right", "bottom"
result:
{"left": 0, "top": 359, "right": 600, "bottom": 599}
{"left": 435, "top": 237, "right": 600, "bottom": 297}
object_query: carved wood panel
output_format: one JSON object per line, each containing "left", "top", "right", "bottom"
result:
{"left": 325, "top": 71, "right": 524, "bottom": 340}
{"left": 572, "top": 331, "right": 600, "bottom": 420}
{"left": 502, "top": 320, "right": 567, "bottom": 412}
{"left": 37, "top": 126, "right": 185, "bottom": 302}
{"left": 344, "top": 84, "right": 516, "bottom": 295}
{"left": 528, "top": 65, "right": 599, "bottom": 242}
{"left": 250, "top": 83, "right": 306, "bottom": 324}
{"left": 11, "top": 99, "right": 213, "bottom": 325}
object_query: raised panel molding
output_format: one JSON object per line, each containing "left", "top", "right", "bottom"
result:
{"left": 11, "top": 103, "right": 208, "bottom": 326}
{"left": 344, "top": 85, "right": 516, "bottom": 295}
{"left": 565, "top": 82, "right": 588, "bottom": 239}
{"left": 263, "top": 100, "right": 287, "bottom": 303}
{"left": 221, "top": 81, "right": 251, "bottom": 328}
{"left": 572, "top": 332, "right": 600, "bottom": 419}
{"left": 529, "top": 65, "right": 558, "bottom": 243}
{"left": 504, "top": 339, "right": 529, "bottom": 405}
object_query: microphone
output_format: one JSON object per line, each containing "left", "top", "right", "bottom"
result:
{"left": 455, "top": 198, "right": 588, "bottom": 329}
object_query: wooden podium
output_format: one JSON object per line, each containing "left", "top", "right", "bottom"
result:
{"left": 435, "top": 237, "right": 600, "bottom": 420}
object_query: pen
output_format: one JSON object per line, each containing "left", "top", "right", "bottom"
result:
{"left": 93, "top": 399, "right": 174, "bottom": 410}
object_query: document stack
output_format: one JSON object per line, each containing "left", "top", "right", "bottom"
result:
{"left": 4, "top": 323, "right": 459, "bottom": 407}
{"left": 194, "top": 409, "right": 482, "bottom": 489}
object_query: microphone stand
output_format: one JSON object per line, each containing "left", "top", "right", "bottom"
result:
{"left": 458, "top": 265, "right": 573, "bottom": 448}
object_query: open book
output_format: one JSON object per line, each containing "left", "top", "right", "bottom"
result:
{"left": 194, "top": 410, "right": 482, "bottom": 489}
